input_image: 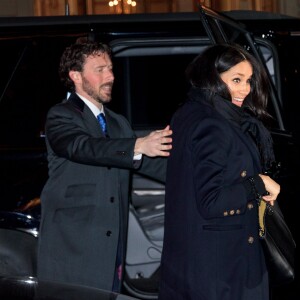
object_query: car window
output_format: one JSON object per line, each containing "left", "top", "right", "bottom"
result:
{"left": 109, "top": 39, "right": 210, "bottom": 130}
{"left": 0, "top": 37, "right": 71, "bottom": 146}
{"left": 273, "top": 34, "right": 300, "bottom": 134}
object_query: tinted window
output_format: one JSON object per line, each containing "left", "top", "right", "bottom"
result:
{"left": 0, "top": 36, "right": 75, "bottom": 210}
{"left": 0, "top": 37, "right": 73, "bottom": 146}
{"left": 109, "top": 42, "right": 209, "bottom": 130}
{"left": 276, "top": 35, "right": 300, "bottom": 134}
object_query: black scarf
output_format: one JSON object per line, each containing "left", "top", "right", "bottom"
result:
{"left": 188, "top": 88, "right": 275, "bottom": 171}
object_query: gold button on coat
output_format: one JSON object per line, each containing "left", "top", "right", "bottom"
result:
{"left": 248, "top": 236, "right": 254, "bottom": 244}
{"left": 236, "top": 209, "right": 241, "bottom": 214}
{"left": 241, "top": 170, "right": 247, "bottom": 177}
{"left": 230, "top": 210, "right": 235, "bottom": 215}
{"left": 247, "top": 203, "right": 254, "bottom": 210}
{"left": 223, "top": 211, "right": 228, "bottom": 216}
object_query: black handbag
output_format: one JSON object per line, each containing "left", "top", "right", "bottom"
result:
{"left": 258, "top": 200, "right": 296, "bottom": 286}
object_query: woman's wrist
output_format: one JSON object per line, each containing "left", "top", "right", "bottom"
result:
{"left": 243, "top": 174, "right": 267, "bottom": 201}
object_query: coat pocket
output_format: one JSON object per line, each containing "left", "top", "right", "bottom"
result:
{"left": 202, "top": 224, "right": 243, "bottom": 231}
{"left": 53, "top": 205, "right": 96, "bottom": 223}
{"left": 65, "top": 184, "right": 96, "bottom": 198}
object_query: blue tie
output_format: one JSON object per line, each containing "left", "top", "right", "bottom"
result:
{"left": 97, "top": 113, "right": 108, "bottom": 136}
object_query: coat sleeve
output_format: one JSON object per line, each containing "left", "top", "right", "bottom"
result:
{"left": 191, "top": 117, "right": 258, "bottom": 219}
{"left": 46, "top": 104, "right": 136, "bottom": 169}
{"left": 135, "top": 156, "right": 168, "bottom": 183}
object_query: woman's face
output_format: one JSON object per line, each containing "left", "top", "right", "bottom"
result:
{"left": 220, "top": 60, "right": 253, "bottom": 107}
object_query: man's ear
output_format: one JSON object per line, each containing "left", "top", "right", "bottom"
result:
{"left": 69, "top": 70, "right": 81, "bottom": 83}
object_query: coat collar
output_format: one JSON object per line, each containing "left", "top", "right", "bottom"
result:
{"left": 188, "top": 87, "right": 274, "bottom": 171}
{"left": 66, "top": 93, "right": 123, "bottom": 139}
{"left": 188, "top": 87, "right": 262, "bottom": 171}
{"left": 67, "top": 93, "right": 105, "bottom": 137}
{"left": 66, "top": 92, "right": 85, "bottom": 112}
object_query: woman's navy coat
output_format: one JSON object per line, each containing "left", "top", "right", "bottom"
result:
{"left": 159, "top": 92, "right": 269, "bottom": 300}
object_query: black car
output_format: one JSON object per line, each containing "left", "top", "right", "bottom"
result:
{"left": 0, "top": 5, "right": 299, "bottom": 299}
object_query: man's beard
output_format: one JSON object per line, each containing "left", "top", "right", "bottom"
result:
{"left": 82, "top": 77, "right": 113, "bottom": 104}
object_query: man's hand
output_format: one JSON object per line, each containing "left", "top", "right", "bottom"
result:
{"left": 134, "top": 125, "right": 172, "bottom": 157}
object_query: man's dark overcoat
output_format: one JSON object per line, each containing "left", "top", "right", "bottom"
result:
{"left": 159, "top": 90, "right": 269, "bottom": 300}
{"left": 37, "top": 93, "right": 166, "bottom": 291}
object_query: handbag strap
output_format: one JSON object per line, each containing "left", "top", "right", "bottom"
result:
{"left": 258, "top": 199, "right": 267, "bottom": 238}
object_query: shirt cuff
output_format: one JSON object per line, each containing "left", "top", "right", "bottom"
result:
{"left": 133, "top": 153, "right": 142, "bottom": 160}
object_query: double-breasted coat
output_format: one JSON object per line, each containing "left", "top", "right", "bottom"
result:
{"left": 159, "top": 90, "right": 269, "bottom": 300}
{"left": 37, "top": 93, "right": 166, "bottom": 291}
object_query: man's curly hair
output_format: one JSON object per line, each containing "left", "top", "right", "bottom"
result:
{"left": 59, "top": 39, "right": 111, "bottom": 92}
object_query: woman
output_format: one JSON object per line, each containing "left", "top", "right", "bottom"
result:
{"left": 159, "top": 44, "right": 280, "bottom": 300}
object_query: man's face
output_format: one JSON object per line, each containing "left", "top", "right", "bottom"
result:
{"left": 76, "top": 52, "right": 114, "bottom": 105}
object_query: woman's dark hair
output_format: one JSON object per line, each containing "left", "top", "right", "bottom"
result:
{"left": 186, "top": 44, "right": 270, "bottom": 120}
{"left": 59, "top": 40, "right": 111, "bottom": 92}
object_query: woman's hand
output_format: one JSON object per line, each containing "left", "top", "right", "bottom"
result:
{"left": 259, "top": 174, "right": 280, "bottom": 206}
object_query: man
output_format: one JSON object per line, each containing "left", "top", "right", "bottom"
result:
{"left": 37, "top": 41, "right": 172, "bottom": 292}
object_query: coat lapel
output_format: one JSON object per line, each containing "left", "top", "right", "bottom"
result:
{"left": 67, "top": 93, "right": 105, "bottom": 138}
{"left": 105, "top": 109, "right": 124, "bottom": 138}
